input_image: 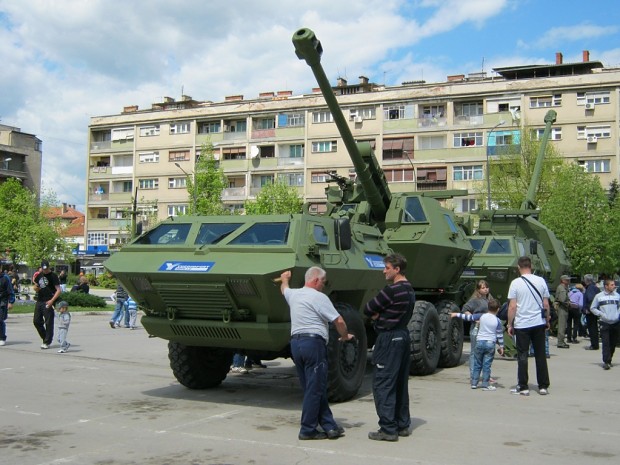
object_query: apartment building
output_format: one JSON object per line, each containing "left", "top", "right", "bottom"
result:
{"left": 86, "top": 51, "right": 620, "bottom": 254}
{"left": 0, "top": 124, "right": 42, "bottom": 197}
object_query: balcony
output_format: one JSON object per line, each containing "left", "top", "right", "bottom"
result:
{"left": 222, "top": 186, "right": 247, "bottom": 201}
{"left": 278, "top": 156, "right": 304, "bottom": 167}
{"left": 90, "top": 140, "right": 133, "bottom": 152}
{"left": 89, "top": 166, "right": 111, "bottom": 179}
{"left": 275, "top": 127, "right": 305, "bottom": 138}
{"left": 454, "top": 115, "right": 484, "bottom": 126}
{"left": 416, "top": 180, "right": 447, "bottom": 191}
{"left": 251, "top": 128, "right": 276, "bottom": 139}
{"left": 89, "top": 193, "right": 109, "bottom": 202}
{"left": 415, "top": 117, "right": 447, "bottom": 128}
{"left": 87, "top": 218, "right": 131, "bottom": 230}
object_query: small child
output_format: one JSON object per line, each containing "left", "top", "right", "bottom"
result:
{"left": 451, "top": 298, "right": 504, "bottom": 390}
{"left": 56, "top": 301, "right": 71, "bottom": 353}
{"left": 126, "top": 295, "right": 138, "bottom": 330}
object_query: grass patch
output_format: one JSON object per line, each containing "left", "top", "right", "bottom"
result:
{"left": 11, "top": 303, "right": 114, "bottom": 315}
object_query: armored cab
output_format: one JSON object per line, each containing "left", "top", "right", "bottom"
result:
{"left": 460, "top": 109, "right": 571, "bottom": 302}
{"left": 105, "top": 27, "right": 475, "bottom": 402}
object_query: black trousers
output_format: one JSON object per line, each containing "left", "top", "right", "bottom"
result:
{"left": 372, "top": 328, "right": 411, "bottom": 435}
{"left": 586, "top": 312, "right": 599, "bottom": 349}
{"left": 600, "top": 321, "right": 620, "bottom": 365}
{"left": 514, "top": 324, "right": 550, "bottom": 390}
{"left": 33, "top": 301, "right": 55, "bottom": 345}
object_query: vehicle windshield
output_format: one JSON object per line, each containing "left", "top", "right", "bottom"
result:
{"left": 403, "top": 197, "right": 427, "bottom": 223}
{"left": 195, "top": 223, "right": 243, "bottom": 245}
{"left": 228, "top": 222, "right": 290, "bottom": 245}
{"left": 469, "top": 238, "right": 485, "bottom": 253}
{"left": 134, "top": 223, "right": 191, "bottom": 245}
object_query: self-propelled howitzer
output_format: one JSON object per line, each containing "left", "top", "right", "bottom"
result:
{"left": 293, "top": 27, "right": 474, "bottom": 371}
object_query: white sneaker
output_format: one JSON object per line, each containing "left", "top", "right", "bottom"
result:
{"left": 40, "top": 343, "right": 49, "bottom": 349}
{"left": 57, "top": 349, "right": 66, "bottom": 353}
{"left": 0, "top": 340, "right": 6, "bottom": 346}
{"left": 482, "top": 385, "right": 497, "bottom": 391}
{"left": 510, "top": 388, "right": 529, "bottom": 396}
{"left": 539, "top": 388, "right": 549, "bottom": 395}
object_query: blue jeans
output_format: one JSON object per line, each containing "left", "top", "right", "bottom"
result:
{"left": 469, "top": 325, "right": 478, "bottom": 381}
{"left": 111, "top": 299, "right": 127, "bottom": 324}
{"left": 57, "top": 327, "right": 70, "bottom": 350}
{"left": 290, "top": 335, "right": 337, "bottom": 436}
{"left": 529, "top": 329, "right": 549, "bottom": 356}
{"left": 232, "top": 353, "right": 245, "bottom": 367}
{"left": 472, "top": 340, "right": 496, "bottom": 387}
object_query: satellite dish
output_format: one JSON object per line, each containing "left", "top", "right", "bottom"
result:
{"left": 250, "top": 146, "right": 260, "bottom": 158}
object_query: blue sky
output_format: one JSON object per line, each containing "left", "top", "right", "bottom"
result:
{"left": 1, "top": 0, "right": 619, "bottom": 211}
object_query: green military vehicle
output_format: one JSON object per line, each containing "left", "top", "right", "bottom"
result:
{"left": 104, "top": 27, "right": 475, "bottom": 401}
{"left": 460, "top": 110, "right": 571, "bottom": 303}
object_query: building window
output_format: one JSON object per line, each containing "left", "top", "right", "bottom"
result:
{"left": 170, "top": 122, "right": 190, "bottom": 134}
{"left": 577, "top": 91, "right": 610, "bottom": 105}
{"left": 139, "top": 151, "right": 159, "bottom": 163}
{"left": 289, "top": 144, "right": 304, "bottom": 158}
{"left": 579, "top": 159, "right": 610, "bottom": 173}
{"left": 349, "top": 106, "right": 376, "bottom": 121}
{"left": 121, "top": 181, "right": 132, "bottom": 193}
{"left": 454, "top": 132, "right": 483, "bottom": 147}
{"left": 577, "top": 125, "right": 611, "bottom": 139}
{"left": 416, "top": 167, "right": 447, "bottom": 189}
{"left": 457, "top": 101, "right": 483, "bottom": 116}
{"left": 199, "top": 121, "right": 221, "bottom": 133}
{"left": 279, "top": 113, "right": 305, "bottom": 127}
{"left": 384, "top": 104, "right": 405, "bottom": 120}
{"left": 312, "top": 141, "right": 337, "bottom": 153}
{"left": 111, "top": 127, "right": 134, "bottom": 141}
{"left": 532, "top": 128, "right": 562, "bottom": 141}
{"left": 169, "top": 150, "right": 190, "bottom": 162}
{"left": 225, "top": 120, "right": 246, "bottom": 132}
{"left": 384, "top": 168, "right": 414, "bottom": 182}
{"left": 87, "top": 232, "right": 108, "bottom": 246}
{"left": 421, "top": 105, "right": 445, "bottom": 118}
{"left": 418, "top": 135, "right": 446, "bottom": 150}
{"left": 311, "top": 171, "right": 337, "bottom": 183}
{"left": 139, "top": 125, "right": 160, "bottom": 137}
{"left": 260, "top": 146, "right": 275, "bottom": 158}
{"left": 167, "top": 205, "right": 188, "bottom": 216}
{"left": 383, "top": 138, "right": 414, "bottom": 160}
{"left": 453, "top": 165, "right": 483, "bottom": 181}
{"left": 529, "top": 94, "right": 562, "bottom": 108}
{"left": 278, "top": 172, "right": 304, "bottom": 187}
{"left": 457, "top": 198, "right": 477, "bottom": 213}
{"left": 312, "top": 111, "right": 333, "bottom": 123}
{"left": 495, "top": 133, "right": 514, "bottom": 145}
{"left": 222, "top": 147, "right": 246, "bottom": 160}
{"left": 256, "top": 117, "right": 275, "bottom": 129}
{"left": 139, "top": 179, "right": 159, "bottom": 189}
{"left": 168, "top": 177, "right": 187, "bottom": 189}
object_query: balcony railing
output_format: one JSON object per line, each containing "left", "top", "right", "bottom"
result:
{"left": 454, "top": 115, "right": 484, "bottom": 126}
{"left": 416, "top": 181, "right": 447, "bottom": 191}
{"left": 416, "top": 117, "right": 447, "bottom": 128}
{"left": 278, "top": 156, "right": 304, "bottom": 166}
{"left": 222, "top": 186, "right": 246, "bottom": 200}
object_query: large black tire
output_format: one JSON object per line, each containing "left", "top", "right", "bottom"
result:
{"left": 437, "top": 300, "right": 464, "bottom": 368}
{"left": 168, "top": 342, "right": 233, "bottom": 389}
{"left": 327, "top": 303, "right": 368, "bottom": 402}
{"left": 408, "top": 301, "right": 441, "bottom": 376}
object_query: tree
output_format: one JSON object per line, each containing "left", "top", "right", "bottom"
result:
{"left": 539, "top": 164, "right": 617, "bottom": 275}
{"left": 482, "top": 122, "right": 564, "bottom": 209}
{"left": 190, "top": 142, "right": 228, "bottom": 215}
{"left": 244, "top": 181, "right": 303, "bottom": 215}
{"left": 0, "top": 178, "right": 73, "bottom": 266}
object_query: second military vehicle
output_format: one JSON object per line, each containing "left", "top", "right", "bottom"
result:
{"left": 104, "top": 27, "right": 475, "bottom": 402}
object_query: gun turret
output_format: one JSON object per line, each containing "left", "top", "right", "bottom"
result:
{"left": 293, "top": 28, "right": 391, "bottom": 229}
{"left": 522, "top": 110, "right": 557, "bottom": 210}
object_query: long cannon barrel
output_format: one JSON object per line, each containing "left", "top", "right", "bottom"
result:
{"left": 522, "top": 110, "right": 557, "bottom": 210}
{"left": 292, "top": 27, "right": 390, "bottom": 223}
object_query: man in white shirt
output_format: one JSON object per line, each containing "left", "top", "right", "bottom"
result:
{"left": 507, "top": 256, "right": 551, "bottom": 396}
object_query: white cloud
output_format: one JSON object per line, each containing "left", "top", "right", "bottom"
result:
{"left": 527, "top": 23, "right": 619, "bottom": 49}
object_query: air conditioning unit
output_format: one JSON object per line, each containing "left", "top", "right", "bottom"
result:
{"left": 353, "top": 116, "right": 363, "bottom": 123}
{"left": 585, "top": 102, "right": 595, "bottom": 110}
{"left": 587, "top": 135, "right": 598, "bottom": 143}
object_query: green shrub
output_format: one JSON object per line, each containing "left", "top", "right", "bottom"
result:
{"left": 84, "top": 273, "right": 98, "bottom": 286}
{"left": 96, "top": 273, "right": 117, "bottom": 289}
{"left": 59, "top": 291, "right": 107, "bottom": 308}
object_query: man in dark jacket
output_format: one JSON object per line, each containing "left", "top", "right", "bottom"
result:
{"left": 583, "top": 274, "right": 600, "bottom": 350}
{"left": 0, "top": 270, "right": 16, "bottom": 346}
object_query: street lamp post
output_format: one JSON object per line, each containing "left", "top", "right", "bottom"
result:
{"left": 174, "top": 162, "right": 197, "bottom": 213}
{"left": 486, "top": 120, "right": 505, "bottom": 210}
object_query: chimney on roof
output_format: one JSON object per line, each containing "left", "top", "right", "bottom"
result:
{"left": 225, "top": 95, "right": 244, "bottom": 101}
{"left": 337, "top": 77, "right": 347, "bottom": 87}
{"left": 583, "top": 50, "right": 590, "bottom": 62}
{"left": 259, "top": 92, "right": 275, "bottom": 98}
{"left": 312, "top": 87, "right": 321, "bottom": 93}
{"left": 359, "top": 76, "right": 369, "bottom": 85}
{"left": 122, "top": 105, "right": 138, "bottom": 113}
{"left": 181, "top": 95, "right": 192, "bottom": 101}
{"left": 555, "top": 52, "right": 563, "bottom": 65}
{"left": 62, "top": 202, "right": 67, "bottom": 213}
{"left": 163, "top": 96, "right": 174, "bottom": 103}
{"left": 447, "top": 74, "right": 465, "bottom": 82}
{"left": 277, "top": 90, "right": 292, "bottom": 97}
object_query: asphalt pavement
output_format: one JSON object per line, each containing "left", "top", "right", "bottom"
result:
{"left": 0, "top": 312, "right": 618, "bottom": 465}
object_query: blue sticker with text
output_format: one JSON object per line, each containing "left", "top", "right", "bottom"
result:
{"left": 158, "top": 261, "right": 215, "bottom": 272}
{"left": 364, "top": 255, "right": 386, "bottom": 269}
